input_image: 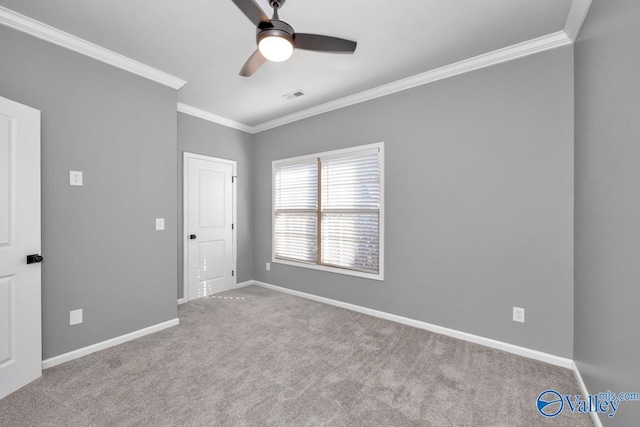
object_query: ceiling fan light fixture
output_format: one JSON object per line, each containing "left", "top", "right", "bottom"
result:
{"left": 234, "top": 0, "right": 356, "bottom": 76}
{"left": 258, "top": 33, "right": 294, "bottom": 62}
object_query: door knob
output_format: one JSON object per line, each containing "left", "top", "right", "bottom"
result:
{"left": 26, "top": 254, "right": 43, "bottom": 264}
{"left": 189, "top": 234, "right": 197, "bottom": 240}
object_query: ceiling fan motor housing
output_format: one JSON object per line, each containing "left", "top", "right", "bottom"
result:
{"left": 257, "top": 19, "right": 294, "bottom": 47}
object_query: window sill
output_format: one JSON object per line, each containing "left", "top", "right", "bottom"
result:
{"left": 272, "top": 258, "right": 384, "bottom": 281}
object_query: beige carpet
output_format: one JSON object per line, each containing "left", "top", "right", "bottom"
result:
{"left": 0, "top": 285, "right": 593, "bottom": 426}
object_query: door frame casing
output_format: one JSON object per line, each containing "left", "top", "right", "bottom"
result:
{"left": 182, "top": 152, "right": 237, "bottom": 302}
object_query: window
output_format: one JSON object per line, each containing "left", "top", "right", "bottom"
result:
{"left": 273, "top": 143, "right": 384, "bottom": 280}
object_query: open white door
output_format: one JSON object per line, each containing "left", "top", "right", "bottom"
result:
{"left": 0, "top": 96, "right": 42, "bottom": 399}
{"left": 184, "top": 153, "right": 236, "bottom": 301}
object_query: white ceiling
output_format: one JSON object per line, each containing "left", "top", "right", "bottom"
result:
{"left": 0, "top": 0, "right": 576, "bottom": 127}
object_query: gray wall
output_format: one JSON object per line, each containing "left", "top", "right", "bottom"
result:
{"left": 574, "top": 0, "right": 640, "bottom": 425}
{"left": 0, "top": 26, "right": 178, "bottom": 359}
{"left": 177, "top": 113, "right": 254, "bottom": 297}
{"left": 253, "top": 47, "right": 575, "bottom": 357}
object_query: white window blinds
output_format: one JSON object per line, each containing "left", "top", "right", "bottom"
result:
{"left": 321, "top": 149, "right": 380, "bottom": 273}
{"left": 273, "top": 145, "right": 382, "bottom": 277}
{"left": 274, "top": 160, "right": 318, "bottom": 263}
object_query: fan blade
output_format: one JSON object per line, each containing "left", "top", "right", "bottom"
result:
{"left": 294, "top": 33, "right": 357, "bottom": 53}
{"left": 239, "top": 50, "right": 267, "bottom": 77}
{"left": 231, "top": 0, "right": 271, "bottom": 27}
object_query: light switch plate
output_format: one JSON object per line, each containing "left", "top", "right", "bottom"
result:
{"left": 69, "top": 171, "right": 83, "bottom": 186}
{"left": 155, "top": 218, "right": 165, "bottom": 231}
{"left": 70, "top": 309, "right": 83, "bottom": 326}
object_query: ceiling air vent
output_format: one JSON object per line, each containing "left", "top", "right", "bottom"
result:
{"left": 283, "top": 90, "right": 305, "bottom": 100}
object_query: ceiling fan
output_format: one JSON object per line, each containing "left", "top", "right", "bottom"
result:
{"left": 232, "top": 0, "right": 358, "bottom": 77}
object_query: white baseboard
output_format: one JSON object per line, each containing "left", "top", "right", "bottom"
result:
{"left": 42, "top": 318, "right": 180, "bottom": 369}
{"left": 246, "top": 280, "right": 574, "bottom": 369}
{"left": 236, "top": 280, "right": 254, "bottom": 289}
{"left": 177, "top": 298, "right": 186, "bottom": 305}
{"left": 572, "top": 361, "right": 604, "bottom": 427}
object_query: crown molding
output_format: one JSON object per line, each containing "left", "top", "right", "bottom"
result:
{"left": 0, "top": 3, "right": 584, "bottom": 131}
{"left": 564, "top": 0, "right": 593, "bottom": 42}
{"left": 184, "top": 0, "right": 589, "bottom": 134}
{"left": 181, "top": 31, "right": 571, "bottom": 134}
{"left": 177, "top": 102, "right": 255, "bottom": 134}
{"left": 0, "top": 6, "right": 186, "bottom": 90}
{"left": 251, "top": 31, "right": 571, "bottom": 133}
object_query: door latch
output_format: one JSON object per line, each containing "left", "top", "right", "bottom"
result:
{"left": 26, "top": 254, "right": 43, "bottom": 264}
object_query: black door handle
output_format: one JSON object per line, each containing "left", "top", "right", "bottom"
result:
{"left": 189, "top": 234, "right": 197, "bottom": 240}
{"left": 27, "top": 254, "right": 43, "bottom": 264}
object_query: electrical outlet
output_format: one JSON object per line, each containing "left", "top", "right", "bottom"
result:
{"left": 513, "top": 307, "right": 525, "bottom": 323}
{"left": 69, "top": 171, "right": 83, "bottom": 186}
{"left": 155, "top": 218, "right": 165, "bottom": 231}
{"left": 70, "top": 309, "right": 83, "bottom": 326}
{"left": 266, "top": 262, "right": 270, "bottom": 271}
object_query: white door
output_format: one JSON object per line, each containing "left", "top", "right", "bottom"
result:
{"left": 184, "top": 153, "right": 236, "bottom": 301}
{"left": 0, "top": 96, "right": 42, "bottom": 400}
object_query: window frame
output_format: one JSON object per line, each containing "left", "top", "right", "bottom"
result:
{"left": 272, "top": 142, "right": 384, "bottom": 281}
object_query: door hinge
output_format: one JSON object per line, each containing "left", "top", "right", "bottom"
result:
{"left": 232, "top": 270, "right": 235, "bottom": 277}
{"left": 231, "top": 223, "right": 234, "bottom": 230}
{"left": 232, "top": 176, "right": 237, "bottom": 183}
